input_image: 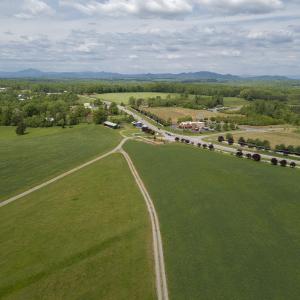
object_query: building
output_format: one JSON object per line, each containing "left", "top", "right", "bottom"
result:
{"left": 104, "top": 121, "right": 119, "bottom": 129}
{"left": 84, "top": 103, "right": 97, "bottom": 110}
{"left": 0, "top": 87, "right": 7, "bottom": 92}
{"left": 178, "top": 121, "right": 205, "bottom": 131}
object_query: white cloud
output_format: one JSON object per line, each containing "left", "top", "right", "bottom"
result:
{"left": 60, "top": 0, "right": 192, "bottom": 17}
{"left": 60, "top": 0, "right": 284, "bottom": 17}
{"left": 247, "top": 29, "right": 294, "bottom": 43}
{"left": 15, "top": 0, "right": 54, "bottom": 19}
{"left": 196, "top": 0, "right": 283, "bottom": 14}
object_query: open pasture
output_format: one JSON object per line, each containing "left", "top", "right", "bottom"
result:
{"left": 0, "top": 154, "right": 155, "bottom": 300}
{"left": 232, "top": 127, "right": 300, "bottom": 147}
{"left": 0, "top": 125, "right": 121, "bottom": 200}
{"left": 124, "top": 141, "right": 300, "bottom": 300}
{"left": 93, "top": 92, "right": 179, "bottom": 104}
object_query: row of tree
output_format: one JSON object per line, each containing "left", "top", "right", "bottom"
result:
{"left": 1, "top": 79, "right": 298, "bottom": 103}
{"left": 236, "top": 151, "right": 297, "bottom": 168}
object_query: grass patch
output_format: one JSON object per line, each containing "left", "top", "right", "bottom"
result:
{"left": 124, "top": 141, "right": 300, "bottom": 300}
{"left": 94, "top": 92, "right": 178, "bottom": 104}
{"left": 223, "top": 97, "right": 247, "bottom": 107}
{"left": 0, "top": 125, "right": 121, "bottom": 200}
{"left": 0, "top": 154, "right": 155, "bottom": 300}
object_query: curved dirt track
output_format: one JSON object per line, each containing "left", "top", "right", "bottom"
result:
{"left": 0, "top": 138, "right": 129, "bottom": 207}
{"left": 121, "top": 149, "right": 169, "bottom": 300}
{"left": 0, "top": 136, "right": 169, "bottom": 300}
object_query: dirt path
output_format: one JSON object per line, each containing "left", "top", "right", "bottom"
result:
{"left": 0, "top": 138, "right": 129, "bottom": 207}
{"left": 0, "top": 135, "right": 169, "bottom": 300}
{"left": 121, "top": 149, "right": 169, "bottom": 300}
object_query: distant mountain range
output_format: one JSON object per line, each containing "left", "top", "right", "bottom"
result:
{"left": 0, "top": 68, "right": 294, "bottom": 81}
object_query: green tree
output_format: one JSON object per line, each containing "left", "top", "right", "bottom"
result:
{"left": 109, "top": 102, "right": 119, "bottom": 115}
{"left": 16, "top": 120, "right": 27, "bottom": 135}
{"left": 93, "top": 108, "right": 107, "bottom": 124}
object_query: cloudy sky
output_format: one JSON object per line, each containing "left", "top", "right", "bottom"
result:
{"left": 0, "top": 0, "right": 299, "bottom": 75}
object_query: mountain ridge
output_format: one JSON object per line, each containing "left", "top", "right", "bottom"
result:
{"left": 0, "top": 69, "right": 292, "bottom": 81}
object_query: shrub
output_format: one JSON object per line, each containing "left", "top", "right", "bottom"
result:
{"left": 290, "top": 162, "right": 296, "bottom": 168}
{"left": 238, "top": 137, "right": 246, "bottom": 146}
{"left": 227, "top": 137, "right": 234, "bottom": 145}
{"left": 271, "top": 158, "right": 278, "bottom": 165}
{"left": 175, "top": 137, "right": 180, "bottom": 142}
{"left": 236, "top": 151, "right": 243, "bottom": 157}
{"left": 208, "top": 144, "right": 214, "bottom": 150}
{"left": 218, "top": 136, "right": 225, "bottom": 143}
{"left": 252, "top": 153, "right": 261, "bottom": 161}
{"left": 16, "top": 121, "right": 27, "bottom": 135}
{"left": 202, "top": 144, "right": 208, "bottom": 149}
{"left": 246, "top": 153, "right": 252, "bottom": 159}
{"left": 197, "top": 143, "right": 202, "bottom": 147}
{"left": 280, "top": 160, "right": 287, "bottom": 167}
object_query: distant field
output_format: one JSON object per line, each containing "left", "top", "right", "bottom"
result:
{"left": 94, "top": 92, "right": 179, "bottom": 104}
{"left": 0, "top": 125, "right": 121, "bottom": 200}
{"left": 232, "top": 128, "right": 300, "bottom": 147}
{"left": 223, "top": 97, "right": 247, "bottom": 107}
{"left": 125, "top": 141, "right": 300, "bottom": 300}
{"left": 78, "top": 93, "right": 247, "bottom": 108}
{"left": 0, "top": 154, "right": 155, "bottom": 299}
{"left": 144, "top": 107, "right": 228, "bottom": 123}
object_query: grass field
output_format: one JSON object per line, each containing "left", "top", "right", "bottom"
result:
{"left": 0, "top": 154, "right": 155, "bottom": 300}
{"left": 223, "top": 97, "right": 247, "bottom": 107}
{"left": 124, "top": 141, "right": 300, "bottom": 300}
{"left": 93, "top": 92, "right": 179, "bottom": 104}
{"left": 231, "top": 128, "right": 300, "bottom": 147}
{"left": 0, "top": 125, "right": 121, "bottom": 200}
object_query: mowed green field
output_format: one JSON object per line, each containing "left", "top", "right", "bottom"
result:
{"left": 124, "top": 141, "right": 300, "bottom": 300}
{"left": 96, "top": 92, "right": 179, "bottom": 104}
{"left": 223, "top": 97, "right": 247, "bottom": 107}
{"left": 0, "top": 154, "right": 155, "bottom": 300}
{"left": 0, "top": 125, "right": 121, "bottom": 200}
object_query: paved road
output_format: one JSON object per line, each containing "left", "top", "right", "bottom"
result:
{"left": 118, "top": 105, "right": 298, "bottom": 164}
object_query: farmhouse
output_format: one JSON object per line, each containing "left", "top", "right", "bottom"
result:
{"left": 104, "top": 121, "right": 119, "bottom": 129}
{"left": 179, "top": 121, "right": 205, "bottom": 130}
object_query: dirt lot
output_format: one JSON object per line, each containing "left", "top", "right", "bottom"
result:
{"left": 144, "top": 107, "right": 228, "bottom": 123}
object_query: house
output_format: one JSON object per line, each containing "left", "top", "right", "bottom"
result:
{"left": 84, "top": 103, "right": 97, "bottom": 110}
{"left": 178, "top": 121, "right": 205, "bottom": 131}
{"left": 0, "top": 87, "right": 7, "bottom": 92}
{"left": 104, "top": 121, "right": 119, "bottom": 129}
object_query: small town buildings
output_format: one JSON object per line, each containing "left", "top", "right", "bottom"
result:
{"left": 104, "top": 121, "right": 119, "bottom": 129}
{"left": 178, "top": 121, "right": 205, "bottom": 131}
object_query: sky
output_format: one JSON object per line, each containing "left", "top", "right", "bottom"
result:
{"left": 0, "top": 0, "right": 299, "bottom": 76}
